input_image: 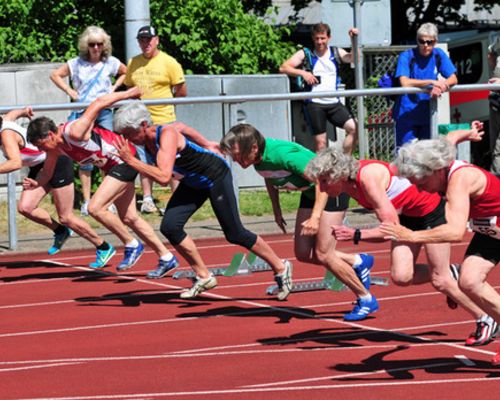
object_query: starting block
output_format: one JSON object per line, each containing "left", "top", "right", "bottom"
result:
{"left": 266, "top": 272, "right": 389, "bottom": 295}
{"left": 172, "top": 252, "right": 270, "bottom": 280}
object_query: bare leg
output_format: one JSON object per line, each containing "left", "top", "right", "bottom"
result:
{"left": 172, "top": 236, "right": 211, "bottom": 279}
{"left": 391, "top": 242, "right": 431, "bottom": 286}
{"left": 88, "top": 176, "right": 134, "bottom": 245}
{"left": 18, "top": 184, "right": 59, "bottom": 230}
{"left": 52, "top": 184, "right": 103, "bottom": 247}
{"left": 425, "top": 243, "right": 485, "bottom": 318}
{"left": 459, "top": 255, "right": 500, "bottom": 324}
{"left": 116, "top": 183, "right": 171, "bottom": 257}
{"left": 342, "top": 118, "right": 358, "bottom": 155}
{"left": 314, "top": 132, "right": 328, "bottom": 152}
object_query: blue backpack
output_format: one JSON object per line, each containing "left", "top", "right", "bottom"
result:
{"left": 292, "top": 46, "right": 341, "bottom": 92}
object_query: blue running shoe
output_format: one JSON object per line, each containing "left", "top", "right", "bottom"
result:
{"left": 89, "top": 244, "right": 116, "bottom": 269}
{"left": 48, "top": 227, "right": 73, "bottom": 255}
{"left": 354, "top": 253, "right": 374, "bottom": 290}
{"left": 146, "top": 256, "right": 180, "bottom": 279}
{"left": 116, "top": 242, "right": 145, "bottom": 271}
{"left": 344, "top": 296, "right": 379, "bottom": 321}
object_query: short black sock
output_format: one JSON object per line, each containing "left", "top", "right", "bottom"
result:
{"left": 54, "top": 225, "right": 67, "bottom": 235}
{"left": 97, "top": 242, "right": 111, "bottom": 251}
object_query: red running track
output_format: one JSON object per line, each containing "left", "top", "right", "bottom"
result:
{"left": 0, "top": 233, "right": 499, "bottom": 400}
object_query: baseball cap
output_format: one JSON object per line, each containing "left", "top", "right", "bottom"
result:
{"left": 137, "top": 26, "right": 157, "bottom": 39}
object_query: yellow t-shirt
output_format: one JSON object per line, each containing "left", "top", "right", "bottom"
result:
{"left": 125, "top": 51, "right": 185, "bottom": 124}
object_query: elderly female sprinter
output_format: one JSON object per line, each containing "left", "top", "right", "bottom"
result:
{"left": 220, "top": 124, "right": 378, "bottom": 321}
{"left": 306, "top": 146, "right": 497, "bottom": 346}
{"left": 380, "top": 124, "right": 500, "bottom": 364}
{"left": 112, "top": 102, "right": 292, "bottom": 300}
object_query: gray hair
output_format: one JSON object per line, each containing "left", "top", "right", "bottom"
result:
{"left": 305, "top": 146, "right": 359, "bottom": 182}
{"left": 113, "top": 101, "right": 153, "bottom": 133}
{"left": 416, "top": 23, "right": 438, "bottom": 40}
{"left": 392, "top": 138, "right": 456, "bottom": 180}
{"left": 78, "top": 26, "right": 112, "bottom": 61}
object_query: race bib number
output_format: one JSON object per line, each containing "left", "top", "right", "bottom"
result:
{"left": 470, "top": 216, "right": 500, "bottom": 239}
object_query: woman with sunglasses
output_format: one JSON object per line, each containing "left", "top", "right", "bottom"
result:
{"left": 393, "top": 22, "right": 458, "bottom": 149}
{"left": 50, "top": 26, "right": 127, "bottom": 216}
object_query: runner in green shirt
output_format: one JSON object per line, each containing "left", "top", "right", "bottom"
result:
{"left": 220, "top": 123, "right": 378, "bottom": 321}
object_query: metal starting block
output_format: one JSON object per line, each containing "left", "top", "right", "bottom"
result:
{"left": 266, "top": 272, "right": 389, "bottom": 295}
{"left": 172, "top": 252, "right": 271, "bottom": 280}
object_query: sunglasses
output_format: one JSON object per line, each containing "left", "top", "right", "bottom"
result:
{"left": 418, "top": 39, "right": 435, "bottom": 46}
{"left": 88, "top": 42, "right": 104, "bottom": 48}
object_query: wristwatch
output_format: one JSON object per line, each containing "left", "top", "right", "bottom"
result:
{"left": 353, "top": 228, "right": 361, "bottom": 245}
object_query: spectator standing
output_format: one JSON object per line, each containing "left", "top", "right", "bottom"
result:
{"left": 487, "top": 36, "right": 500, "bottom": 177}
{"left": 393, "top": 22, "right": 457, "bottom": 148}
{"left": 50, "top": 26, "right": 127, "bottom": 216}
{"left": 279, "top": 23, "right": 358, "bottom": 154}
{"left": 124, "top": 25, "right": 187, "bottom": 213}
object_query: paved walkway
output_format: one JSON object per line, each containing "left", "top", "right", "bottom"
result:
{"left": 0, "top": 209, "right": 379, "bottom": 255}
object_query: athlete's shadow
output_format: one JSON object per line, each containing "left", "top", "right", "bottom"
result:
{"left": 331, "top": 345, "right": 500, "bottom": 379}
{"left": 177, "top": 305, "right": 317, "bottom": 324}
{"left": 258, "top": 327, "right": 451, "bottom": 349}
{"left": 74, "top": 289, "right": 225, "bottom": 308}
{"left": 0, "top": 260, "right": 94, "bottom": 282}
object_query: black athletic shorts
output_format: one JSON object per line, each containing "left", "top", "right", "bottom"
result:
{"left": 399, "top": 198, "right": 447, "bottom": 230}
{"left": 305, "top": 102, "right": 354, "bottom": 135}
{"left": 28, "top": 155, "right": 74, "bottom": 189}
{"left": 299, "top": 191, "right": 350, "bottom": 212}
{"left": 106, "top": 162, "right": 139, "bottom": 182}
{"left": 465, "top": 233, "right": 500, "bottom": 265}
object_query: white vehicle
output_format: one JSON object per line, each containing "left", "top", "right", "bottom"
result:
{"left": 440, "top": 29, "right": 499, "bottom": 124}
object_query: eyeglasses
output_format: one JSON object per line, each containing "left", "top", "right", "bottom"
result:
{"left": 88, "top": 42, "right": 104, "bottom": 48}
{"left": 418, "top": 39, "right": 435, "bottom": 46}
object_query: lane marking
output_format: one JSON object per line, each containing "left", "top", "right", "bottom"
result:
{"left": 455, "top": 355, "right": 476, "bottom": 366}
{"left": 16, "top": 376, "right": 500, "bottom": 400}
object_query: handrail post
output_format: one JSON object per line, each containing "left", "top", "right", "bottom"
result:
{"left": 7, "top": 172, "right": 17, "bottom": 250}
{"left": 429, "top": 96, "right": 439, "bottom": 139}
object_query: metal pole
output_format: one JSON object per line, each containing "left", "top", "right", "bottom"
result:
{"left": 124, "top": 0, "right": 150, "bottom": 61}
{"left": 429, "top": 96, "right": 439, "bottom": 139}
{"left": 228, "top": 103, "right": 240, "bottom": 209}
{"left": 352, "top": 0, "right": 366, "bottom": 159}
{"left": 7, "top": 173, "right": 17, "bottom": 250}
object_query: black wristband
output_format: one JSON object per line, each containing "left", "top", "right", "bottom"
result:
{"left": 353, "top": 228, "right": 361, "bottom": 245}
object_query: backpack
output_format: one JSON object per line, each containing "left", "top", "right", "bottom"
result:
{"left": 290, "top": 46, "right": 341, "bottom": 92}
{"left": 378, "top": 48, "right": 442, "bottom": 103}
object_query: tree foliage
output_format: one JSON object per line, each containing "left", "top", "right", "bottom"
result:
{"left": 0, "top": 0, "right": 124, "bottom": 64}
{"left": 0, "top": 0, "right": 295, "bottom": 75}
{"left": 150, "top": 0, "right": 295, "bottom": 74}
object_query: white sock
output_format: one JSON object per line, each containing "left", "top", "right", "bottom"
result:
{"left": 160, "top": 253, "right": 174, "bottom": 261}
{"left": 143, "top": 195, "right": 153, "bottom": 202}
{"left": 353, "top": 254, "right": 363, "bottom": 268}
{"left": 125, "top": 238, "right": 139, "bottom": 248}
{"left": 359, "top": 293, "right": 372, "bottom": 301}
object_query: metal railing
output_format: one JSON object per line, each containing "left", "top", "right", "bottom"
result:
{"left": 2, "top": 82, "right": 499, "bottom": 250}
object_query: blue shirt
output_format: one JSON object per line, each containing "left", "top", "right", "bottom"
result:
{"left": 394, "top": 47, "right": 456, "bottom": 123}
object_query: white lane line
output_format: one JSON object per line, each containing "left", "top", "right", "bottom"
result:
{"left": 17, "top": 376, "right": 500, "bottom": 400}
{"left": 455, "top": 355, "right": 476, "bottom": 366}
{"left": 0, "top": 362, "right": 81, "bottom": 373}
{"left": 0, "top": 342, "right": 444, "bottom": 366}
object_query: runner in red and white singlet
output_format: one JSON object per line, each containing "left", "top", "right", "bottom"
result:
{"left": 306, "top": 148, "right": 495, "bottom": 347}
{"left": 382, "top": 132, "right": 500, "bottom": 363}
